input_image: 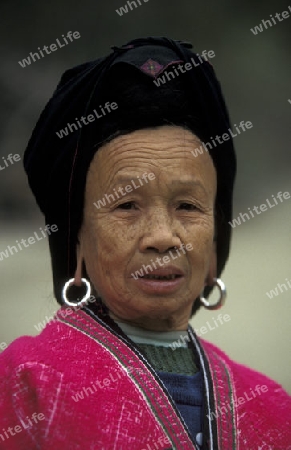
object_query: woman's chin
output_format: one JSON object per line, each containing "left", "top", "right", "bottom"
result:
{"left": 110, "top": 298, "right": 189, "bottom": 322}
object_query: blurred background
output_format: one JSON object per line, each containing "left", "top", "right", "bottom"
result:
{"left": 0, "top": 0, "right": 290, "bottom": 392}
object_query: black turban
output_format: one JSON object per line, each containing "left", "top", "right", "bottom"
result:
{"left": 24, "top": 37, "right": 236, "bottom": 312}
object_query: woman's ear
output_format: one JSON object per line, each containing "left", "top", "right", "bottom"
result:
{"left": 74, "top": 235, "right": 84, "bottom": 287}
{"left": 206, "top": 241, "right": 217, "bottom": 286}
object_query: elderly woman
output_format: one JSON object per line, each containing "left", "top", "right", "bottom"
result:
{"left": 0, "top": 37, "right": 290, "bottom": 450}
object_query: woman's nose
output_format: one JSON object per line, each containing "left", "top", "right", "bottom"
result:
{"left": 139, "top": 209, "right": 182, "bottom": 253}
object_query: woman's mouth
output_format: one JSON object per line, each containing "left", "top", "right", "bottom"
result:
{"left": 133, "top": 266, "right": 185, "bottom": 294}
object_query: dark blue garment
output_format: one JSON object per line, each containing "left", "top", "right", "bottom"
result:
{"left": 158, "top": 370, "right": 203, "bottom": 444}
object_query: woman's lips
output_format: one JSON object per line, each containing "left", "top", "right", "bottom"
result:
{"left": 132, "top": 266, "right": 185, "bottom": 294}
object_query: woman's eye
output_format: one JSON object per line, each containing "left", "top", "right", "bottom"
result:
{"left": 178, "top": 203, "right": 198, "bottom": 210}
{"left": 117, "top": 202, "right": 137, "bottom": 210}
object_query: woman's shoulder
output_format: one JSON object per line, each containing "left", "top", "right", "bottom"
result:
{"left": 0, "top": 318, "right": 71, "bottom": 370}
{"left": 199, "top": 338, "right": 291, "bottom": 446}
{"left": 0, "top": 309, "right": 107, "bottom": 376}
{"left": 200, "top": 337, "right": 291, "bottom": 399}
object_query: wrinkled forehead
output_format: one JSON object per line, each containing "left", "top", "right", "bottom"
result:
{"left": 85, "top": 125, "right": 217, "bottom": 199}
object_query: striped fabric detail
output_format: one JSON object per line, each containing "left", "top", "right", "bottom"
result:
{"left": 188, "top": 328, "right": 219, "bottom": 450}
{"left": 205, "top": 349, "right": 237, "bottom": 449}
{"left": 192, "top": 328, "right": 237, "bottom": 449}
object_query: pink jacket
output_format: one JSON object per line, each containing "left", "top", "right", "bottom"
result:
{"left": 0, "top": 306, "right": 290, "bottom": 449}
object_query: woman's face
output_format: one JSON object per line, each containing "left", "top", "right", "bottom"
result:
{"left": 77, "top": 126, "right": 217, "bottom": 331}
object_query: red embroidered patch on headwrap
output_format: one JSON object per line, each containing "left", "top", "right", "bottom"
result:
{"left": 140, "top": 58, "right": 164, "bottom": 77}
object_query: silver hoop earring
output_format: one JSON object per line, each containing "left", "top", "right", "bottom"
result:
{"left": 200, "top": 278, "right": 226, "bottom": 310}
{"left": 62, "top": 278, "right": 92, "bottom": 308}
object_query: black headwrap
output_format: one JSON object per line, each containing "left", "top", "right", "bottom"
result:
{"left": 24, "top": 37, "right": 236, "bottom": 313}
